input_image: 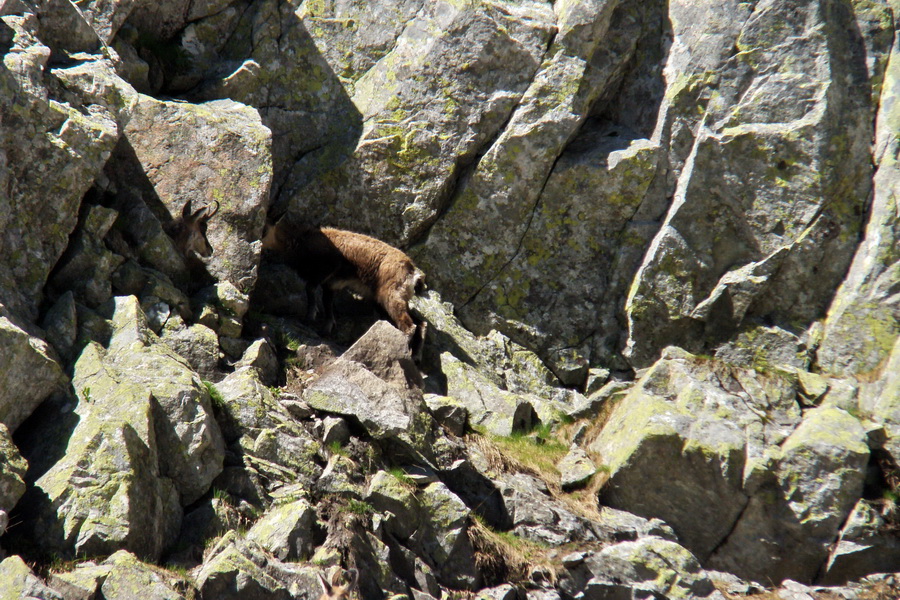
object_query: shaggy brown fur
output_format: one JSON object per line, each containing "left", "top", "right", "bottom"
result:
{"left": 262, "top": 220, "right": 426, "bottom": 354}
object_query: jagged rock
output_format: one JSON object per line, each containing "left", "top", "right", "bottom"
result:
{"left": 104, "top": 296, "right": 225, "bottom": 504}
{"left": 193, "top": 532, "right": 321, "bottom": 600}
{"left": 708, "top": 407, "right": 869, "bottom": 583}
{"left": 22, "top": 296, "right": 224, "bottom": 560}
{"left": 563, "top": 537, "right": 721, "bottom": 600}
{"left": 0, "top": 555, "right": 63, "bottom": 600}
{"left": 366, "top": 469, "right": 422, "bottom": 541}
{"left": 109, "top": 93, "right": 272, "bottom": 291}
{"left": 304, "top": 322, "right": 431, "bottom": 456}
{"left": 235, "top": 339, "right": 280, "bottom": 386}
{"left": 27, "top": 336, "right": 181, "bottom": 560}
{"left": 0, "top": 423, "right": 26, "bottom": 521}
{"left": 0, "top": 9, "right": 131, "bottom": 321}
{"left": 160, "top": 319, "right": 222, "bottom": 381}
{"left": 413, "top": 481, "right": 479, "bottom": 589}
{"left": 48, "top": 204, "right": 125, "bottom": 309}
{"left": 821, "top": 499, "right": 900, "bottom": 585}
{"left": 590, "top": 348, "right": 797, "bottom": 558}
{"left": 590, "top": 347, "right": 870, "bottom": 583}
{"left": 87, "top": 550, "right": 193, "bottom": 600}
{"left": 416, "top": 0, "right": 664, "bottom": 374}
{"left": 440, "top": 352, "right": 537, "bottom": 437}
{"left": 321, "top": 416, "right": 351, "bottom": 447}
{"left": 282, "top": 0, "right": 557, "bottom": 244}
{"left": 306, "top": 358, "right": 422, "bottom": 440}
{"left": 557, "top": 447, "right": 596, "bottom": 491}
{"left": 424, "top": 394, "right": 469, "bottom": 436}
{"left": 342, "top": 320, "right": 422, "bottom": 389}
{"left": 213, "top": 366, "right": 322, "bottom": 493}
{"left": 816, "top": 1, "right": 900, "bottom": 377}
{"left": 0, "top": 309, "right": 67, "bottom": 432}
{"left": 625, "top": 0, "right": 873, "bottom": 368}
{"left": 246, "top": 498, "right": 317, "bottom": 561}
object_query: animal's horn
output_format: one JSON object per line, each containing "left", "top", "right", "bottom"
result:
{"left": 204, "top": 200, "right": 220, "bottom": 219}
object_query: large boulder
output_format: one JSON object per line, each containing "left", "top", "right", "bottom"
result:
{"left": 304, "top": 321, "right": 432, "bottom": 456}
{"left": 562, "top": 537, "right": 720, "bottom": 600}
{"left": 816, "top": 0, "right": 900, "bottom": 377}
{"left": 415, "top": 0, "right": 666, "bottom": 374}
{"left": 49, "top": 550, "right": 195, "bottom": 600}
{"left": 590, "top": 347, "right": 869, "bottom": 583}
{"left": 0, "top": 555, "right": 64, "bottom": 600}
{"left": 0, "top": 4, "right": 135, "bottom": 321}
{"left": 624, "top": 0, "right": 873, "bottom": 368}
{"left": 0, "top": 308, "right": 67, "bottom": 432}
{"left": 287, "top": 0, "right": 557, "bottom": 244}
{"left": 707, "top": 406, "right": 870, "bottom": 584}
{"left": 108, "top": 93, "right": 272, "bottom": 292}
{"left": 24, "top": 296, "right": 224, "bottom": 560}
{"left": 28, "top": 339, "right": 182, "bottom": 560}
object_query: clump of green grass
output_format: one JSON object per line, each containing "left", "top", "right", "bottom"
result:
{"left": 327, "top": 440, "right": 349, "bottom": 457}
{"left": 343, "top": 499, "right": 375, "bottom": 516}
{"left": 202, "top": 381, "right": 226, "bottom": 411}
{"left": 387, "top": 467, "right": 418, "bottom": 490}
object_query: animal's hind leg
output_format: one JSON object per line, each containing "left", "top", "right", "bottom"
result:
{"left": 321, "top": 285, "right": 337, "bottom": 335}
{"left": 305, "top": 283, "right": 319, "bottom": 322}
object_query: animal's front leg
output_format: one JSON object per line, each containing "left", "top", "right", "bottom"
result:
{"left": 411, "top": 320, "right": 427, "bottom": 363}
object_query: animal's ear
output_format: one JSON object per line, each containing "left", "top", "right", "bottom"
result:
{"left": 330, "top": 569, "right": 343, "bottom": 587}
{"left": 182, "top": 199, "right": 194, "bottom": 219}
{"left": 317, "top": 572, "right": 331, "bottom": 595}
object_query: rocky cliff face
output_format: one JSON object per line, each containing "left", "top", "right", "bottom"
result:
{"left": 2, "top": 0, "right": 900, "bottom": 598}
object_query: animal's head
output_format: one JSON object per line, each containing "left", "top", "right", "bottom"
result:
{"left": 317, "top": 568, "right": 358, "bottom": 600}
{"left": 413, "top": 268, "right": 426, "bottom": 295}
{"left": 171, "top": 199, "right": 219, "bottom": 258}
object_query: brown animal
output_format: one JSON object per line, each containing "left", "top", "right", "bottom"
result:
{"left": 261, "top": 219, "right": 426, "bottom": 356}
{"left": 317, "top": 568, "right": 358, "bottom": 600}
{"left": 166, "top": 199, "right": 219, "bottom": 259}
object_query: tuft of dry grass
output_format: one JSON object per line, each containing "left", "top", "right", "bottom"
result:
{"left": 468, "top": 516, "right": 556, "bottom": 587}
